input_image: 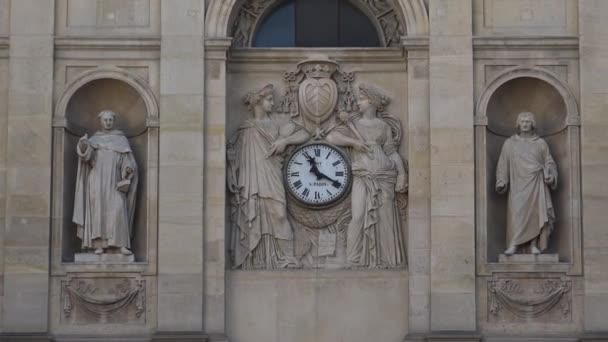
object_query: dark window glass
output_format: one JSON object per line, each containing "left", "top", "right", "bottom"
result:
{"left": 253, "top": 0, "right": 380, "bottom": 47}
{"left": 339, "top": 1, "right": 380, "bottom": 47}
{"left": 253, "top": 1, "right": 296, "bottom": 47}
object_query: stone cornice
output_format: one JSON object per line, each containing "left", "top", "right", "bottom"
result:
{"left": 473, "top": 36, "right": 579, "bottom": 51}
{"left": 54, "top": 36, "right": 161, "bottom": 59}
{"left": 0, "top": 37, "right": 8, "bottom": 58}
{"left": 402, "top": 36, "right": 429, "bottom": 51}
{"left": 228, "top": 47, "right": 405, "bottom": 64}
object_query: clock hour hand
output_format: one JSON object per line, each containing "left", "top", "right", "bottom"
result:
{"left": 304, "top": 154, "right": 324, "bottom": 180}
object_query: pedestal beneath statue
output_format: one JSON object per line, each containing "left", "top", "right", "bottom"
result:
{"left": 74, "top": 253, "right": 135, "bottom": 263}
{"left": 499, "top": 253, "right": 559, "bottom": 263}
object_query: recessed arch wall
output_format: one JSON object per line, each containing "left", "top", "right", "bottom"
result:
{"left": 475, "top": 66, "right": 582, "bottom": 275}
{"left": 51, "top": 67, "right": 159, "bottom": 271}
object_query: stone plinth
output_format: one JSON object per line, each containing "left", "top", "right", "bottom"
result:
{"left": 74, "top": 253, "right": 135, "bottom": 263}
{"left": 499, "top": 253, "right": 559, "bottom": 263}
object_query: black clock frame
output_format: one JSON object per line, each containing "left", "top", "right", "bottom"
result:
{"left": 283, "top": 142, "right": 353, "bottom": 209}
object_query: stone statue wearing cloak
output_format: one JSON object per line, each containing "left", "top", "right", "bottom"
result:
{"left": 227, "top": 84, "right": 310, "bottom": 269}
{"left": 73, "top": 110, "right": 138, "bottom": 256}
{"left": 327, "top": 83, "right": 407, "bottom": 268}
{"left": 496, "top": 112, "right": 558, "bottom": 256}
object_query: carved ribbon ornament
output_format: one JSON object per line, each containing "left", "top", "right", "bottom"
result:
{"left": 63, "top": 279, "right": 145, "bottom": 319}
{"left": 489, "top": 279, "right": 571, "bottom": 319}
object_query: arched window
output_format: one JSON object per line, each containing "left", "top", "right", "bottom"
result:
{"left": 254, "top": 0, "right": 381, "bottom": 47}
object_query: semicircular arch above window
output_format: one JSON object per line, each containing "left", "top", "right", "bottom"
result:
{"left": 231, "top": 0, "right": 405, "bottom": 48}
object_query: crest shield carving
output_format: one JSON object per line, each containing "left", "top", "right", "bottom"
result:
{"left": 299, "top": 78, "right": 338, "bottom": 125}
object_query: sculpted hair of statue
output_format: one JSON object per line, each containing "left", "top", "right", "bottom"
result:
{"left": 516, "top": 111, "right": 537, "bottom": 131}
{"left": 358, "top": 82, "right": 390, "bottom": 112}
{"left": 98, "top": 109, "right": 117, "bottom": 120}
{"left": 243, "top": 84, "right": 274, "bottom": 111}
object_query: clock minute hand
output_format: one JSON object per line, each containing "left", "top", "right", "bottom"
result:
{"left": 317, "top": 171, "right": 341, "bottom": 187}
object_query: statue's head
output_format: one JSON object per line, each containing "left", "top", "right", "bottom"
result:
{"left": 243, "top": 84, "right": 274, "bottom": 113}
{"left": 516, "top": 111, "right": 536, "bottom": 133}
{"left": 98, "top": 110, "right": 117, "bottom": 131}
{"left": 358, "top": 82, "right": 390, "bottom": 113}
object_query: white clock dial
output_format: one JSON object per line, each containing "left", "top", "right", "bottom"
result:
{"left": 284, "top": 143, "right": 352, "bottom": 207}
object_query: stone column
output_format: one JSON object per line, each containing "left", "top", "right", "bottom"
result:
{"left": 2, "top": 0, "right": 54, "bottom": 335}
{"left": 428, "top": 0, "right": 477, "bottom": 334}
{"left": 157, "top": 0, "right": 206, "bottom": 337}
{"left": 580, "top": 0, "right": 608, "bottom": 335}
{"left": 404, "top": 38, "right": 431, "bottom": 338}
{"left": 203, "top": 37, "right": 231, "bottom": 342}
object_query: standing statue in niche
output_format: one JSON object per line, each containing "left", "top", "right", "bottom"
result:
{"left": 327, "top": 83, "right": 407, "bottom": 268}
{"left": 73, "top": 110, "right": 138, "bottom": 257}
{"left": 496, "top": 112, "right": 558, "bottom": 256}
{"left": 227, "top": 84, "right": 310, "bottom": 269}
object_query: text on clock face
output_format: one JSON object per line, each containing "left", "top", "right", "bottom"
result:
{"left": 286, "top": 144, "right": 350, "bottom": 205}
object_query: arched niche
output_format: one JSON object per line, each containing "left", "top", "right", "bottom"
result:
{"left": 52, "top": 68, "right": 159, "bottom": 269}
{"left": 475, "top": 66, "right": 582, "bottom": 275}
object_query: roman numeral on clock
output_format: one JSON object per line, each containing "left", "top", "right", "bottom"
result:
{"left": 314, "top": 149, "right": 321, "bottom": 157}
{"left": 335, "top": 171, "right": 344, "bottom": 177}
{"left": 290, "top": 172, "right": 299, "bottom": 177}
{"left": 314, "top": 191, "right": 321, "bottom": 200}
{"left": 293, "top": 180, "right": 302, "bottom": 189}
{"left": 332, "top": 160, "right": 341, "bottom": 166}
{"left": 302, "top": 188, "right": 310, "bottom": 197}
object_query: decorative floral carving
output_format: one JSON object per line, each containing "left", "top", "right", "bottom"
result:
{"left": 488, "top": 278, "right": 571, "bottom": 320}
{"left": 62, "top": 278, "right": 145, "bottom": 319}
{"left": 231, "top": 0, "right": 405, "bottom": 47}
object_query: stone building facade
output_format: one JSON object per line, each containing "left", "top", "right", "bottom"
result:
{"left": 0, "top": 0, "right": 607, "bottom": 341}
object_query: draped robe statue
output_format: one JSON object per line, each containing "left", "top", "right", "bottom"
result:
{"left": 73, "top": 110, "right": 138, "bottom": 256}
{"left": 228, "top": 84, "right": 310, "bottom": 269}
{"left": 496, "top": 112, "right": 557, "bottom": 256}
{"left": 327, "top": 83, "right": 407, "bottom": 268}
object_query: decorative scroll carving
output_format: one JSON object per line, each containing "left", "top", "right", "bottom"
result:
{"left": 62, "top": 278, "right": 145, "bottom": 321}
{"left": 230, "top": 0, "right": 405, "bottom": 47}
{"left": 488, "top": 278, "right": 571, "bottom": 322}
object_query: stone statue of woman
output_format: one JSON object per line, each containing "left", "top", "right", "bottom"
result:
{"left": 73, "top": 110, "right": 138, "bottom": 257}
{"left": 327, "top": 83, "right": 407, "bottom": 268}
{"left": 227, "top": 84, "right": 310, "bottom": 269}
{"left": 496, "top": 112, "right": 558, "bottom": 256}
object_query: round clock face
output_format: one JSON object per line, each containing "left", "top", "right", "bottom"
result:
{"left": 284, "top": 143, "right": 352, "bottom": 207}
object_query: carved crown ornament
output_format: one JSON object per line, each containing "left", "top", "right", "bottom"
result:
{"left": 230, "top": 0, "right": 405, "bottom": 47}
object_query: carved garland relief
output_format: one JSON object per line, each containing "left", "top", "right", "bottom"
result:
{"left": 231, "top": 0, "right": 405, "bottom": 47}
{"left": 227, "top": 55, "right": 408, "bottom": 270}
{"left": 488, "top": 277, "right": 572, "bottom": 323}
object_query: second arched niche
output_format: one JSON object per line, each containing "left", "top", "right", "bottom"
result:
{"left": 481, "top": 74, "right": 578, "bottom": 270}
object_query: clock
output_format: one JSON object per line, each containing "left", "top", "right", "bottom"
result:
{"left": 284, "top": 143, "right": 352, "bottom": 207}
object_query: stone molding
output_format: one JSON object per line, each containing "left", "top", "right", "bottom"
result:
{"left": 54, "top": 37, "right": 160, "bottom": 60}
{"left": 205, "top": 0, "right": 429, "bottom": 39}
{"left": 473, "top": 36, "right": 579, "bottom": 51}
{"left": 54, "top": 66, "right": 159, "bottom": 129}
{"left": 476, "top": 66, "right": 579, "bottom": 126}
{"left": 0, "top": 36, "right": 8, "bottom": 58}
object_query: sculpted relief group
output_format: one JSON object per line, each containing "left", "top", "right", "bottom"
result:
{"left": 70, "top": 56, "right": 560, "bottom": 272}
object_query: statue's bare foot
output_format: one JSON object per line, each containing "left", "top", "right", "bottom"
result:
{"left": 94, "top": 248, "right": 103, "bottom": 255}
{"left": 504, "top": 245, "right": 516, "bottom": 255}
{"left": 531, "top": 246, "right": 541, "bottom": 255}
{"left": 121, "top": 247, "right": 133, "bottom": 255}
